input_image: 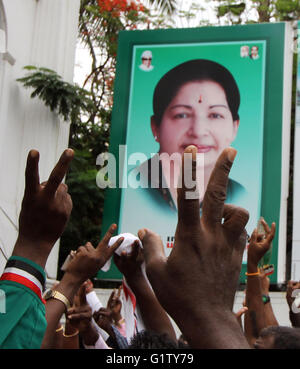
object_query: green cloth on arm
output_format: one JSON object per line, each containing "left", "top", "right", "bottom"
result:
{"left": 0, "top": 256, "right": 47, "bottom": 349}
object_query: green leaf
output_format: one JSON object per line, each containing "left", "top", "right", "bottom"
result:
{"left": 218, "top": 5, "right": 229, "bottom": 17}
{"left": 17, "top": 65, "right": 92, "bottom": 123}
{"left": 275, "top": 0, "right": 298, "bottom": 13}
{"left": 228, "top": 3, "right": 246, "bottom": 16}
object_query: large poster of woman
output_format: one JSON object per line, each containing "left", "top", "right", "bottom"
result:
{"left": 120, "top": 42, "right": 265, "bottom": 260}
{"left": 99, "top": 23, "right": 292, "bottom": 284}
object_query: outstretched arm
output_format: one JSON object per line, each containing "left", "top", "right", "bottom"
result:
{"left": 139, "top": 146, "right": 250, "bottom": 349}
{"left": 13, "top": 149, "right": 74, "bottom": 268}
{"left": 0, "top": 149, "right": 73, "bottom": 349}
{"left": 114, "top": 241, "right": 177, "bottom": 342}
{"left": 259, "top": 268, "right": 279, "bottom": 327}
{"left": 41, "top": 225, "right": 123, "bottom": 348}
{"left": 66, "top": 283, "right": 101, "bottom": 347}
{"left": 244, "top": 219, "right": 276, "bottom": 347}
{"left": 106, "top": 286, "right": 123, "bottom": 329}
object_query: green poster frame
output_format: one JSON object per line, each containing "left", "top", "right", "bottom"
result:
{"left": 97, "top": 22, "right": 292, "bottom": 284}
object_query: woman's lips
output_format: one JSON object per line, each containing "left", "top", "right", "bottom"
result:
{"left": 182, "top": 144, "right": 214, "bottom": 153}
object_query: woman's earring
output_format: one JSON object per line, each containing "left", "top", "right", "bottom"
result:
{"left": 154, "top": 135, "right": 158, "bottom": 141}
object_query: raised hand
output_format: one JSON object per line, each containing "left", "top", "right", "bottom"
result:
{"left": 42, "top": 224, "right": 123, "bottom": 349}
{"left": 13, "top": 149, "right": 74, "bottom": 268}
{"left": 139, "top": 146, "right": 250, "bottom": 348}
{"left": 113, "top": 240, "right": 144, "bottom": 279}
{"left": 247, "top": 219, "right": 276, "bottom": 269}
{"left": 106, "top": 286, "right": 123, "bottom": 326}
{"left": 93, "top": 307, "right": 114, "bottom": 336}
{"left": 67, "top": 283, "right": 93, "bottom": 333}
{"left": 64, "top": 224, "right": 124, "bottom": 285}
{"left": 244, "top": 222, "right": 277, "bottom": 346}
{"left": 114, "top": 239, "right": 176, "bottom": 341}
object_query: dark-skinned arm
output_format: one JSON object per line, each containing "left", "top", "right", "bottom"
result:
{"left": 259, "top": 268, "right": 279, "bottom": 327}
{"left": 65, "top": 283, "right": 100, "bottom": 347}
{"left": 139, "top": 146, "right": 250, "bottom": 349}
{"left": 114, "top": 244, "right": 177, "bottom": 342}
{"left": 244, "top": 219, "right": 276, "bottom": 347}
{"left": 106, "top": 286, "right": 123, "bottom": 329}
{"left": 12, "top": 149, "right": 73, "bottom": 269}
{"left": 41, "top": 225, "right": 124, "bottom": 349}
{"left": 14, "top": 148, "right": 120, "bottom": 349}
{"left": 0, "top": 149, "right": 73, "bottom": 349}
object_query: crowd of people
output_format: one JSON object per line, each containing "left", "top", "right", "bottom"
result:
{"left": 0, "top": 145, "right": 300, "bottom": 349}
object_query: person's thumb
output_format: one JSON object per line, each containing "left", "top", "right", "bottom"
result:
{"left": 138, "top": 228, "right": 166, "bottom": 280}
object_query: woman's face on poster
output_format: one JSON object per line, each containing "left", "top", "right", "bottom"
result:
{"left": 152, "top": 80, "right": 239, "bottom": 170}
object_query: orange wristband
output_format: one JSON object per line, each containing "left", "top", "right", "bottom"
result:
{"left": 245, "top": 269, "right": 260, "bottom": 276}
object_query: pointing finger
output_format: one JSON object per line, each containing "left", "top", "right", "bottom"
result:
{"left": 95, "top": 223, "right": 125, "bottom": 258}
{"left": 44, "top": 149, "right": 74, "bottom": 197}
{"left": 250, "top": 228, "right": 258, "bottom": 244}
{"left": 177, "top": 145, "right": 200, "bottom": 227}
{"left": 97, "top": 224, "right": 117, "bottom": 248}
{"left": 266, "top": 222, "right": 276, "bottom": 244}
{"left": 138, "top": 229, "right": 167, "bottom": 290}
{"left": 138, "top": 228, "right": 166, "bottom": 271}
{"left": 24, "top": 150, "right": 40, "bottom": 196}
{"left": 107, "top": 290, "right": 115, "bottom": 307}
{"left": 117, "top": 285, "right": 122, "bottom": 298}
{"left": 260, "top": 218, "right": 271, "bottom": 234}
{"left": 202, "top": 148, "right": 236, "bottom": 229}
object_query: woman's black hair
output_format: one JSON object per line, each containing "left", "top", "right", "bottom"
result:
{"left": 152, "top": 59, "right": 240, "bottom": 125}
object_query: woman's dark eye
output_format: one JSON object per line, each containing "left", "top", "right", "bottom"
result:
{"left": 209, "top": 113, "right": 223, "bottom": 119}
{"left": 174, "top": 113, "right": 189, "bottom": 119}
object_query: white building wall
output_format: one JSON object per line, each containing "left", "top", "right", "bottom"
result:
{"left": 0, "top": 0, "right": 80, "bottom": 278}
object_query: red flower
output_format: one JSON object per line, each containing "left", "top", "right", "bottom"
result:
{"left": 98, "top": 0, "right": 144, "bottom": 15}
